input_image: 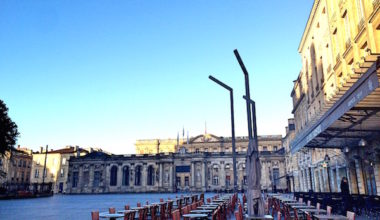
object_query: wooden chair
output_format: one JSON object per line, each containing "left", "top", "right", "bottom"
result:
{"left": 125, "top": 210, "right": 136, "bottom": 220}
{"left": 277, "top": 211, "right": 281, "bottom": 220}
{"left": 305, "top": 212, "right": 312, "bottom": 220}
{"left": 235, "top": 211, "right": 242, "bottom": 220}
{"left": 327, "top": 206, "right": 332, "bottom": 215}
{"left": 293, "top": 208, "right": 299, "bottom": 220}
{"left": 109, "top": 207, "right": 115, "bottom": 214}
{"left": 149, "top": 204, "right": 158, "bottom": 220}
{"left": 91, "top": 211, "right": 99, "bottom": 220}
{"left": 347, "top": 211, "right": 355, "bottom": 220}
{"left": 171, "top": 210, "right": 180, "bottom": 220}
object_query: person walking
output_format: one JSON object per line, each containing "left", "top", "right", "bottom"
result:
{"left": 340, "top": 177, "right": 352, "bottom": 214}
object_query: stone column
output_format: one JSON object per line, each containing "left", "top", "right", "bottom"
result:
{"left": 104, "top": 164, "right": 110, "bottom": 192}
{"left": 169, "top": 163, "right": 173, "bottom": 189}
{"left": 221, "top": 163, "right": 225, "bottom": 189}
{"left": 78, "top": 165, "right": 83, "bottom": 192}
{"left": 336, "top": 166, "right": 341, "bottom": 192}
{"left": 191, "top": 162, "right": 195, "bottom": 188}
{"left": 311, "top": 167, "right": 316, "bottom": 192}
{"left": 130, "top": 165, "right": 134, "bottom": 187}
{"left": 117, "top": 164, "right": 123, "bottom": 187}
{"left": 318, "top": 169, "right": 323, "bottom": 192}
{"left": 89, "top": 165, "right": 94, "bottom": 188}
{"left": 159, "top": 163, "right": 163, "bottom": 188}
{"left": 330, "top": 167, "right": 336, "bottom": 192}
{"left": 374, "top": 160, "right": 380, "bottom": 196}
{"left": 202, "top": 161, "right": 206, "bottom": 191}
{"left": 142, "top": 163, "right": 147, "bottom": 191}
{"left": 354, "top": 159, "right": 366, "bottom": 194}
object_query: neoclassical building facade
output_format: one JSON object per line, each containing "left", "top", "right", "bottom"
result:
{"left": 289, "top": 0, "right": 380, "bottom": 195}
{"left": 66, "top": 134, "right": 287, "bottom": 193}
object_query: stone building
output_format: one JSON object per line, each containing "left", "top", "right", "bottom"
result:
{"left": 0, "top": 146, "right": 32, "bottom": 191}
{"left": 30, "top": 146, "right": 88, "bottom": 193}
{"left": 290, "top": 0, "right": 380, "bottom": 195}
{"left": 66, "top": 134, "right": 287, "bottom": 193}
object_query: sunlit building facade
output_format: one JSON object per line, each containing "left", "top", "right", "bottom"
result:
{"left": 290, "top": 0, "right": 380, "bottom": 195}
{"left": 66, "top": 134, "right": 287, "bottom": 193}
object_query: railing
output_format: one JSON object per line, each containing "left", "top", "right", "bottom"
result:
{"left": 357, "top": 18, "right": 365, "bottom": 32}
{"left": 373, "top": 0, "right": 380, "bottom": 9}
{"left": 345, "top": 39, "right": 351, "bottom": 50}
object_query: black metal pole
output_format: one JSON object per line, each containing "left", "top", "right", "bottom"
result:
{"left": 208, "top": 75, "right": 238, "bottom": 193}
{"left": 42, "top": 145, "right": 48, "bottom": 191}
{"left": 234, "top": 50, "right": 253, "bottom": 140}
{"left": 327, "top": 166, "right": 331, "bottom": 192}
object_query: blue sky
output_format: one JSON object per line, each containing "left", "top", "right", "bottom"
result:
{"left": 0, "top": 1, "right": 312, "bottom": 154}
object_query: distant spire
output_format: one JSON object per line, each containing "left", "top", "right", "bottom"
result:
{"left": 187, "top": 131, "right": 189, "bottom": 144}
{"left": 205, "top": 121, "right": 207, "bottom": 135}
{"left": 177, "top": 132, "right": 179, "bottom": 147}
{"left": 182, "top": 126, "right": 185, "bottom": 138}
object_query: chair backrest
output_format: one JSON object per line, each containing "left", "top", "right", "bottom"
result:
{"left": 128, "top": 211, "right": 136, "bottom": 220}
{"left": 347, "top": 211, "right": 355, "bottom": 220}
{"left": 91, "top": 211, "right": 99, "bottom": 220}
{"left": 307, "top": 200, "right": 311, "bottom": 206}
{"left": 316, "top": 202, "right": 320, "bottom": 210}
{"left": 137, "top": 202, "right": 141, "bottom": 207}
{"left": 327, "top": 206, "right": 332, "bottom": 215}
{"left": 125, "top": 205, "right": 130, "bottom": 210}
{"left": 306, "top": 213, "right": 312, "bottom": 220}
{"left": 160, "top": 198, "right": 164, "bottom": 202}
{"left": 109, "top": 207, "right": 115, "bottom": 214}
{"left": 172, "top": 210, "right": 180, "bottom": 220}
{"left": 293, "top": 208, "right": 299, "bottom": 220}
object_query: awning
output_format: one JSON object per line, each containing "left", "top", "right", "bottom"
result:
{"left": 291, "top": 55, "right": 380, "bottom": 154}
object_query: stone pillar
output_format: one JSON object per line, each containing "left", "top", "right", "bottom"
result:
{"left": 78, "top": 165, "right": 83, "bottom": 192}
{"left": 336, "top": 166, "right": 341, "bottom": 192}
{"left": 117, "top": 164, "right": 123, "bottom": 187}
{"left": 303, "top": 169, "right": 308, "bottom": 192}
{"left": 202, "top": 161, "right": 206, "bottom": 191}
{"left": 191, "top": 162, "right": 195, "bottom": 188}
{"left": 221, "top": 163, "right": 225, "bottom": 189}
{"left": 311, "top": 167, "right": 316, "bottom": 192}
{"left": 169, "top": 163, "right": 173, "bottom": 189}
{"left": 374, "top": 160, "right": 380, "bottom": 196}
{"left": 354, "top": 159, "right": 366, "bottom": 194}
{"left": 159, "top": 163, "right": 163, "bottom": 188}
{"left": 142, "top": 163, "right": 147, "bottom": 190}
{"left": 330, "top": 167, "right": 336, "bottom": 192}
{"left": 89, "top": 165, "right": 94, "bottom": 188}
{"left": 318, "top": 169, "right": 324, "bottom": 192}
{"left": 130, "top": 165, "right": 134, "bottom": 187}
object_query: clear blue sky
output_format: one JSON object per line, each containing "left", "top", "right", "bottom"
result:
{"left": 0, "top": 0, "right": 312, "bottom": 154}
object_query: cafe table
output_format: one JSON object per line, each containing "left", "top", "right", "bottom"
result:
{"left": 300, "top": 209, "right": 327, "bottom": 214}
{"left": 291, "top": 205, "right": 315, "bottom": 209}
{"left": 190, "top": 209, "right": 213, "bottom": 214}
{"left": 244, "top": 214, "right": 274, "bottom": 219}
{"left": 182, "top": 213, "right": 208, "bottom": 219}
{"left": 313, "top": 214, "right": 348, "bottom": 219}
{"left": 99, "top": 212, "right": 124, "bottom": 220}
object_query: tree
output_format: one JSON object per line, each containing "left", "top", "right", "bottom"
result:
{"left": 0, "top": 99, "right": 19, "bottom": 156}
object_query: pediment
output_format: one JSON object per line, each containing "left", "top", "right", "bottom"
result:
{"left": 190, "top": 134, "right": 222, "bottom": 143}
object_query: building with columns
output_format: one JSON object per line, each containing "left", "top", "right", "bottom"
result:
{"left": 65, "top": 134, "right": 287, "bottom": 193}
{"left": 289, "top": 0, "right": 380, "bottom": 195}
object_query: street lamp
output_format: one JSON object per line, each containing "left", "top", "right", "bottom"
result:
{"left": 208, "top": 75, "right": 238, "bottom": 193}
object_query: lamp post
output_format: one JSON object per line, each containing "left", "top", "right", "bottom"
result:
{"left": 234, "top": 49, "right": 264, "bottom": 216}
{"left": 208, "top": 75, "right": 238, "bottom": 193}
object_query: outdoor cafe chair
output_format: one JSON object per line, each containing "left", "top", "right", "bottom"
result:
{"left": 91, "top": 211, "right": 99, "bottom": 220}
{"left": 171, "top": 209, "right": 180, "bottom": 220}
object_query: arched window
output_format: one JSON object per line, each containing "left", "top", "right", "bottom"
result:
{"left": 147, "top": 165, "right": 155, "bottom": 186}
{"left": 110, "top": 166, "right": 118, "bottom": 186}
{"left": 122, "top": 166, "right": 129, "bottom": 186}
{"left": 135, "top": 166, "right": 142, "bottom": 186}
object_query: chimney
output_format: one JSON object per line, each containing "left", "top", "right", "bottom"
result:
{"left": 75, "top": 146, "right": 80, "bottom": 157}
{"left": 89, "top": 147, "right": 93, "bottom": 153}
{"left": 40, "top": 147, "right": 44, "bottom": 153}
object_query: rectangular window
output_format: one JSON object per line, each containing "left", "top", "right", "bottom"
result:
{"left": 213, "top": 176, "right": 219, "bottom": 185}
{"left": 93, "top": 171, "right": 101, "bottom": 187}
{"left": 83, "top": 171, "right": 89, "bottom": 186}
{"left": 273, "top": 146, "right": 278, "bottom": 151}
{"left": 185, "top": 176, "right": 189, "bottom": 186}
{"left": 195, "top": 148, "right": 200, "bottom": 153}
{"left": 18, "top": 160, "right": 22, "bottom": 167}
{"left": 34, "top": 169, "right": 39, "bottom": 178}
{"left": 176, "top": 176, "right": 181, "bottom": 187}
{"left": 72, "top": 172, "right": 79, "bottom": 188}
{"left": 60, "top": 169, "right": 64, "bottom": 177}
{"left": 226, "top": 175, "right": 231, "bottom": 186}
{"left": 62, "top": 158, "right": 66, "bottom": 165}
{"left": 23, "top": 161, "right": 26, "bottom": 167}
{"left": 263, "top": 146, "right": 268, "bottom": 151}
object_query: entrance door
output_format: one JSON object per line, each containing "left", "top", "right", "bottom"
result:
{"left": 59, "top": 182, "right": 63, "bottom": 193}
